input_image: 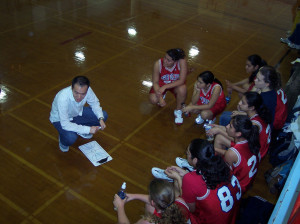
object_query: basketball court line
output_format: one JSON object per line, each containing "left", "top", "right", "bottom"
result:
{"left": 68, "top": 189, "right": 117, "bottom": 222}
{"left": 0, "top": 192, "right": 28, "bottom": 217}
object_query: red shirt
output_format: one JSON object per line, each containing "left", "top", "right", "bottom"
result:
{"left": 230, "top": 140, "right": 259, "bottom": 193}
{"left": 158, "top": 58, "right": 181, "bottom": 87}
{"left": 251, "top": 114, "right": 271, "bottom": 159}
{"left": 182, "top": 171, "right": 241, "bottom": 224}
{"left": 197, "top": 82, "right": 225, "bottom": 106}
{"left": 273, "top": 88, "right": 288, "bottom": 130}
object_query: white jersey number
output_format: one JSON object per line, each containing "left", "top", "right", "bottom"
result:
{"left": 247, "top": 155, "right": 258, "bottom": 178}
{"left": 277, "top": 89, "right": 287, "bottom": 104}
{"left": 217, "top": 176, "right": 242, "bottom": 212}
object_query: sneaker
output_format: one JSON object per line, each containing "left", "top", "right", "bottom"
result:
{"left": 207, "top": 117, "right": 216, "bottom": 124}
{"left": 195, "top": 114, "right": 204, "bottom": 124}
{"left": 174, "top": 110, "right": 183, "bottom": 125}
{"left": 280, "top": 37, "right": 290, "bottom": 44}
{"left": 175, "top": 157, "right": 194, "bottom": 172}
{"left": 288, "top": 42, "right": 300, "bottom": 50}
{"left": 151, "top": 167, "right": 173, "bottom": 182}
{"left": 78, "top": 133, "right": 93, "bottom": 139}
{"left": 59, "top": 137, "right": 69, "bottom": 152}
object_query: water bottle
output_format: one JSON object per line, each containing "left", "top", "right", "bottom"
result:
{"left": 204, "top": 120, "right": 214, "bottom": 142}
{"left": 114, "top": 182, "right": 126, "bottom": 211}
{"left": 117, "top": 182, "right": 126, "bottom": 200}
{"left": 181, "top": 103, "right": 190, "bottom": 117}
{"left": 225, "top": 96, "right": 231, "bottom": 104}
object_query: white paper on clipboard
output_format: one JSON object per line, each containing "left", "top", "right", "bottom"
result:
{"left": 78, "top": 141, "right": 112, "bottom": 166}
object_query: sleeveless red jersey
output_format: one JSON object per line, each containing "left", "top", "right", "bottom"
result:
{"left": 273, "top": 88, "right": 288, "bottom": 130}
{"left": 251, "top": 114, "right": 271, "bottom": 160}
{"left": 197, "top": 82, "right": 225, "bottom": 105}
{"left": 158, "top": 58, "right": 181, "bottom": 87}
{"left": 230, "top": 140, "right": 259, "bottom": 193}
{"left": 196, "top": 82, "right": 226, "bottom": 118}
{"left": 182, "top": 171, "right": 241, "bottom": 224}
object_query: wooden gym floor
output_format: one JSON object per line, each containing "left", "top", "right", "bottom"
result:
{"left": 0, "top": 0, "right": 299, "bottom": 223}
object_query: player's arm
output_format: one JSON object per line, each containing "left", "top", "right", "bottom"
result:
{"left": 187, "top": 85, "right": 221, "bottom": 111}
{"left": 152, "top": 60, "right": 161, "bottom": 94}
{"left": 125, "top": 193, "right": 150, "bottom": 204}
{"left": 223, "top": 149, "right": 238, "bottom": 167}
{"left": 231, "top": 78, "right": 248, "bottom": 86}
{"left": 190, "top": 81, "right": 201, "bottom": 105}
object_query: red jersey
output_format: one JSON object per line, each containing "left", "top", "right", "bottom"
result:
{"left": 197, "top": 82, "right": 226, "bottom": 117}
{"left": 182, "top": 171, "right": 241, "bottom": 224}
{"left": 251, "top": 114, "right": 271, "bottom": 160}
{"left": 229, "top": 140, "right": 259, "bottom": 193}
{"left": 273, "top": 88, "right": 288, "bottom": 130}
{"left": 153, "top": 198, "right": 191, "bottom": 223}
{"left": 158, "top": 58, "right": 181, "bottom": 86}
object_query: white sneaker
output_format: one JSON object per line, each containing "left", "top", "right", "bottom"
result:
{"left": 175, "top": 157, "right": 194, "bottom": 172}
{"left": 59, "top": 137, "right": 69, "bottom": 152}
{"left": 151, "top": 167, "right": 173, "bottom": 182}
{"left": 280, "top": 37, "right": 290, "bottom": 44}
{"left": 174, "top": 110, "right": 183, "bottom": 125}
{"left": 78, "top": 133, "right": 93, "bottom": 139}
{"left": 207, "top": 117, "right": 216, "bottom": 124}
{"left": 195, "top": 114, "right": 204, "bottom": 124}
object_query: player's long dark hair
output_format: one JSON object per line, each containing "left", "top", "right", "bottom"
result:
{"left": 189, "top": 139, "right": 231, "bottom": 189}
{"left": 145, "top": 179, "right": 187, "bottom": 224}
{"left": 231, "top": 115, "right": 260, "bottom": 155}
{"left": 258, "top": 66, "right": 281, "bottom": 90}
{"left": 166, "top": 48, "right": 185, "bottom": 61}
{"left": 244, "top": 92, "right": 272, "bottom": 124}
{"left": 247, "top": 54, "right": 267, "bottom": 83}
{"left": 198, "top": 71, "right": 223, "bottom": 88}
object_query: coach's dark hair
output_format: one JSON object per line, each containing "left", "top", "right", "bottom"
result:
{"left": 72, "top": 76, "right": 90, "bottom": 89}
{"left": 244, "top": 92, "right": 272, "bottom": 124}
{"left": 258, "top": 66, "right": 281, "bottom": 90}
{"left": 166, "top": 48, "right": 185, "bottom": 61}
{"left": 198, "top": 71, "right": 223, "bottom": 88}
{"left": 189, "top": 138, "right": 231, "bottom": 189}
{"left": 247, "top": 54, "right": 267, "bottom": 83}
{"left": 231, "top": 115, "right": 260, "bottom": 155}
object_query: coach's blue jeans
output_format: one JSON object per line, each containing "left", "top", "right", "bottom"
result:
{"left": 52, "top": 107, "right": 108, "bottom": 147}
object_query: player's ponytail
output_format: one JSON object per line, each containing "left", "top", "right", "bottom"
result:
{"left": 232, "top": 115, "right": 260, "bottom": 155}
{"left": 198, "top": 71, "right": 223, "bottom": 88}
{"left": 189, "top": 139, "right": 231, "bottom": 189}
{"left": 147, "top": 179, "right": 187, "bottom": 223}
{"left": 244, "top": 92, "right": 272, "bottom": 124}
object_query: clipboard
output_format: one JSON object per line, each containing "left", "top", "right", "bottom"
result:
{"left": 78, "top": 141, "right": 112, "bottom": 166}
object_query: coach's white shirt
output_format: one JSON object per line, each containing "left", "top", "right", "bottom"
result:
{"left": 49, "top": 86, "right": 104, "bottom": 134}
